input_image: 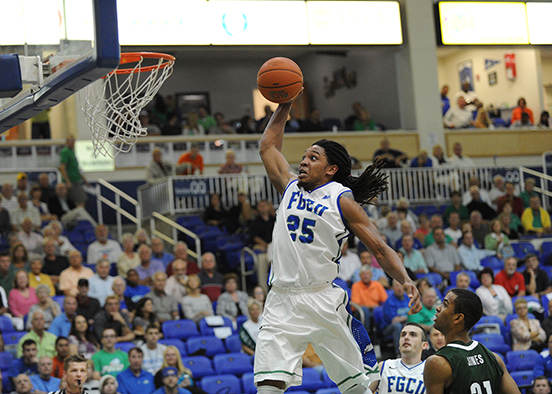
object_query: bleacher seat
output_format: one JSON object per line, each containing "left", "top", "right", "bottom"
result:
{"left": 116, "top": 342, "right": 135, "bottom": 353}
{"left": 473, "top": 315, "right": 507, "bottom": 339}
{"left": 158, "top": 339, "right": 187, "bottom": 357}
{"left": 186, "top": 336, "right": 226, "bottom": 358}
{"left": 416, "top": 272, "right": 442, "bottom": 287}
{"left": 213, "top": 352, "right": 253, "bottom": 376}
{"left": 162, "top": 319, "right": 199, "bottom": 341}
{"left": 176, "top": 215, "right": 205, "bottom": 231}
{"left": 224, "top": 334, "right": 242, "bottom": 353}
{"left": 509, "top": 370, "right": 533, "bottom": 388}
{"left": 67, "top": 232, "right": 85, "bottom": 244}
{"left": 480, "top": 255, "right": 504, "bottom": 270}
{"left": 511, "top": 242, "right": 537, "bottom": 259}
{"left": 199, "top": 316, "right": 235, "bottom": 337}
{"left": 241, "top": 372, "right": 256, "bottom": 394}
{"left": 0, "top": 316, "right": 15, "bottom": 333}
{"left": 4, "top": 331, "right": 26, "bottom": 346}
{"left": 181, "top": 356, "right": 215, "bottom": 379}
{"left": 0, "top": 352, "right": 13, "bottom": 371}
{"left": 287, "top": 368, "right": 327, "bottom": 392}
{"left": 506, "top": 349, "right": 540, "bottom": 372}
{"left": 201, "top": 374, "right": 241, "bottom": 394}
{"left": 321, "top": 369, "right": 337, "bottom": 388}
{"left": 236, "top": 315, "right": 248, "bottom": 332}
{"left": 472, "top": 333, "right": 510, "bottom": 355}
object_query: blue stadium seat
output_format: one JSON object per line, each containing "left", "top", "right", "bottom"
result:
{"left": 158, "top": 339, "right": 187, "bottom": 357}
{"left": 506, "top": 349, "right": 540, "bottom": 372}
{"left": 0, "top": 352, "right": 13, "bottom": 371}
{"left": 480, "top": 255, "right": 504, "bottom": 270}
{"left": 449, "top": 270, "right": 480, "bottom": 289}
{"left": 199, "top": 316, "right": 235, "bottom": 336}
{"left": 115, "top": 342, "right": 135, "bottom": 353}
{"left": 542, "top": 241, "right": 552, "bottom": 255}
{"left": 511, "top": 242, "right": 537, "bottom": 259}
{"left": 287, "top": 368, "right": 326, "bottom": 392}
{"left": 321, "top": 369, "right": 337, "bottom": 388}
{"left": 162, "top": 319, "right": 199, "bottom": 341}
{"left": 542, "top": 295, "right": 551, "bottom": 318}
{"left": 213, "top": 352, "right": 253, "bottom": 376}
{"left": 472, "top": 333, "right": 510, "bottom": 355}
{"left": 241, "top": 372, "right": 256, "bottom": 394}
{"left": 67, "top": 232, "right": 85, "bottom": 244}
{"left": 181, "top": 356, "right": 215, "bottom": 379}
{"left": 509, "top": 371, "right": 533, "bottom": 388}
{"left": 176, "top": 215, "right": 205, "bottom": 231}
{"left": 473, "top": 315, "right": 506, "bottom": 339}
{"left": 236, "top": 315, "right": 248, "bottom": 332}
{"left": 224, "top": 334, "right": 242, "bottom": 353}
{"left": 0, "top": 316, "right": 15, "bottom": 333}
{"left": 187, "top": 336, "right": 226, "bottom": 358}
{"left": 74, "top": 220, "right": 95, "bottom": 233}
{"left": 4, "top": 331, "right": 26, "bottom": 346}
{"left": 416, "top": 272, "right": 442, "bottom": 287}
{"left": 201, "top": 374, "right": 241, "bottom": 394}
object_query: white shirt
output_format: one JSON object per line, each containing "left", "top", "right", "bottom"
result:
{"left": 164, "top": 275, "right": 188, "bottom": 302}
{"left": 88, "top": 273, "right": 115, "bottom": 306}
{"left": 449, "top": 154, "right": 476, "bottom": 168}
{"left": 337, "top": 251, "right": 362, "bottom": 282}
{"left": 18, "top": 230, "right": 44, "bottom": 253}
{"left": 140, "top": 343, "right": 167, "bottom": 375}
{"left": 379, "top": 358, "right": 425, "bottom": 394}
{"left": 462, "top": 188, "right": 492, "bottom": 207}
{"left": 1, "top": 197, "right": 18, "bottom": 213}
{"left": 454, "top": 90, "right": 479, "bottom": 112}
{"left": 444, "top": 106, "right": 473, "bottom": 128}
{"left": 87, "top": 239, "right": 123, "bottom": 264}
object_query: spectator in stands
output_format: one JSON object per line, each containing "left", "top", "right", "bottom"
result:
{"left": 252, "top": 286, "right": 266, "bottom": 305}
{"left": 344, "top": 101, "right": 363, "bottom": 130}
{"left": 299, "top": 108, "right": 327, "bottom": 132}
{"left": 124, "top": 269, "right": 149, "bottom": 308}
{"left": 153, "top": 348, "right": 204, "bottom": 394}
{"left": 522, "top": 196, "right": 552, "bottom": 235}
{"left": 396, "top": 197, "right": 419, "bottom": 227}
{"left": 461, "top": 177, "right": 492, "bottom": 207}
{"left": 1, "top": 183, "right": 18, "bottom": 212}
{"left": 30, "top": 186, "right": 55, "bottom": 223}
{"left": 511, "top": 297, "right": 546, "bottom": 351}
{"left": 382, "top": 279, "right": 411, "bottom": 355}
{"left": 406, "top": 287, "right": 437, "bottom": 332}
{"left": 351, "top": 265, "right": 388, "bottom": 333}
{"left": 216, "top": 273, "right": 250, "bottom": 321}
{"left": 497, "top": 181, "right": 524, "bottom": 217}
{"left": 218, "top": 149, "right": 243, "bottom": 174}
{"left": 351, "top": 250, "right": 389, "bottom": 288}
{"left": 139, "top": 111, "right": 161, "bottom": 135}
{"left": 532, "top": 375, "right": 552, "bottom": 394}
{"left": 473, "top": 108, "right": 493, "bottom": 129}
{"left": 380, "top": 212, "right": 401, "bottom": 248}
{"left": 9, "top": 339, "right": 38, "bottom": 381}
{"left": 111, "top": 277, "right": 131, "bottom": 314}
{"left": 353, "top": 108, "right": 378, "bottom": 131}
{"left": 469, "top": 210, "right": 490, "bottom": 248}
{"left": 483, "top": 219, "right": 510, "bottom": 254}
{"left": 457, "top": 231, "right": 495, "bottom": 272}
{"left": 13, "top": 173, "right": 30, "bottom": 197}
{"left": 0, "top": 251, "right": 15, "bottom": 297}
{"left": 29, "top": 257, "right": 55, "bottom": 296}
{"left": 139, "top": 324, "right": 166, "bottom": 375}
{"left": 424, "top": 215, "right": 453, "bottom": 247}
{"left": 449, "top": 142, "right": 476, "bottom": 168}
{"left": 421, "top": 326, "right": 446, "bottom": 360}
{"left": 164, "top": 259, "right": 188, "bottom": 302}
{"left": 11, "top": 194, "right": 41, "bottom": 231}
{"left": 539, "top": 111, "right": 551, "bottom": 129}
{"left": 521, "top": 178, "right": 539, "bottom": 210}
{"left": 399, "top": 234, "right": 428, "bottom": 275}
{"left": 523, "top": 253, "right": 552, "bottom": 299}
{"left": 30, "top": 356, "right": 60, "bottom": 392}
{"left": 494, "top": 257, "right": 526, "bottom": 297}
{"left": 52, "top": 336, "right": 69, "bottom": 378}
{"left": 488, "top": 175, "right": 506, "bottom": 210}
{"left": 372, "top": 138, "right": 408, "bottom": 169}
{"left": 413, "top": 214, "right": 430, "bottom": 246}
{"left": 476, "top": 268, "right": 512, "bottom": 322}
{"left": 10, "top": 243, "right": 30, "bottom": 273}
{"left": 48, "top": 296, "right": 77, "bottom": 338}
{"left": 38, "top": 174, "right": 55, "bottom": 204}
{"left": 150, "top": 238, "right": 173, "bottom": 270}
{"left": 131, "top": 297, "right": 159, "bottom": 339}
{"left": 203, "top": 193, "right": 227, "bottom": 229}
{"left": 237, "top": 115, "right": 256, "bottom": 134}
{"left": 59, "top": 251, "right": 94, "bottom": 297}
{"left": 47, "top": 183, "right": 98, "bottom": 232}
{"left": 166, "top": 242, "right": 199, "bottom": 277}
{"left": 239, "top": 299, "right": 263, "bottom": 356}
{"left": 83, "top": 359, "right": 100, "bottom": 394}
{"left": 543, "top": 304, "right": 552, "bottom": 350}
{"left": 117, "top": 347, "right": 155, "bottom": 394}
{"left": 248, "top": 199, "right": 275, "bottom": 252}
{"left": 92, "top": 327, "right": 129, "bottom": 378}
{"left": 92, "top": 295, "right": 134, "bottom": 343}
{"left": 336, "top": 242, "right": 361, "bottom": 284}
{"left": 0, "top": 195, "right": 12, "bottom": 236}
{"left": 444, "top": 212, "right": 462, "bottom": 244}
{"left": 181, "top": 274, "right": 213, "bottom": 324}
{"left": 498, "top": 212, "right": 519, "bottom": 241}
{"left": 146, "top": 272, "right": 179, "bottom": 323}
{"left": 17, "top": 311, "right": 56, "bottom": 358}
{"left": 146, "top": 148, "right": 172, "bottom": 184}
{"left": 183, "top": 111, "right": 205, "bottom": 136}
{"left": 87, "top": 225, "right": 123, "bottom": 265}
{"left": 410, "top": 150, "right": 432, "bottom": 168}
{"left": 117, "top": 233, "right": 140, "bottom": 279}
{"left": 68, "top": 314, "right": 99, "bottom": 359}
{"left": 256, "top": 105, "right": 274, "bottom": 134}
{"left": 76, "top": 278, "right": 102, "bottom": 326}
{"left": 501, "top": 201, "right": 523, "bottom": 234}
{"left": 195, "top": 253, "right": 222, "bottom": 303}
{"left": 12, "top": 374, "right": 34, "bottom": 394}
{"left": 227, "top": 191, "right": 255, "bottom": 234}
{"left": 26, "top": 285, "right": 61, "bottom": 330}
{"left": 444, "top": 97, "right": 474, "bottom": 129}
{"left": 135, "top": 245, "right": 164, "bottom": 287}
{"left": 423, "top": 227, "right": 461, "bottom": 282}
{"left": 511, "top": 97, "right": 535, "bottom": 125}
{"left": 49, "top": 221, "right": 77, "bottom": 256}
{"left": 18, "top": 218, "right": 43, "bottom": 254}
{"left": 88, "top": 259, "right": 115, "bottom": 307}
{"left": 10, "top": 270, "right": 39, "bottom": 325}
{"left": 176, "top": 143, "right": 203, "bottom": 175}
{"left": 284, "top": 107, "right": 301, "bottom": 133}
{"left": 467, "top": 186, "right": 496, "bottom": 221}
{"left": 440, "top": 85, "right": 450, "bottom": 116}
{"left": 454, "top": 80, "right": 482, "bottom": 112}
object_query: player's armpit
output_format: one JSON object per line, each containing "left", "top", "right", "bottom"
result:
{"left": 493, "top": 353, "right": 521, "bottom": 394}
{"left": 423, "top": 356, "right": 452, "bottom": 394}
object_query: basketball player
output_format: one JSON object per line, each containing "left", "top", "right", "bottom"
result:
{"left": 424, "top": 289, "right": 520, "bottom": 394}
{"left": 369, "top": 323, "right": 428, "bottom": 394}
{"left": 48, "top": 354, "right": 87, "bottom": 394}
{"left": 254, "top": 100, "right": 421, "bottom": 394}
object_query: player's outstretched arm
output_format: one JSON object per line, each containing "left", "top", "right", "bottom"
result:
{"left": 494, "top": 353, "right": 521, "bottom": 394}
{"left": 340, "top": 194, "right": 421, "bottom": 314}
{"left": 423, "top": 355, "right": 452, "bottom": 394}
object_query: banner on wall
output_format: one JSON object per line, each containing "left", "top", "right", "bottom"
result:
{"left": 505, "top": 53, "right": 516, "bottom": 80}
{"left": 485, "top": 59, "right": 500, "bottom": 70}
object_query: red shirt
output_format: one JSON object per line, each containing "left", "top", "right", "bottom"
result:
{"left": 177, "top": 152, "right": 204, "bottom": 175}
{"left": 52, "top": 355, "right": 64, "bottom": 378}
{"left": 494, "top": 270, "right": 526, "bottom": 297}
{"left": 511, "top": 107, "right": 534, "bottom": 125}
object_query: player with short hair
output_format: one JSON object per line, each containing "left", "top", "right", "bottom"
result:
{"left": 254, "top": 100, "right": 421, "bottom": 394}
{"left": 424, "top": 288, "right": 520, "bottom": 394}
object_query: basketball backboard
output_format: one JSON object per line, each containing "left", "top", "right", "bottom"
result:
{"left": 0, "top": 0, "right": 120, "bottom": 133}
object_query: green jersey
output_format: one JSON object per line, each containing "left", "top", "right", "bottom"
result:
{"left": 435, "top": 340, "right": 503, "bottom": 394}
{"left": 92, "top": 349, "right": 129, "bottom": 377}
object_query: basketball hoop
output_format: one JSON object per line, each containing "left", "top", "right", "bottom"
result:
{"left": 79, "top": 52, "right": 175, "bottom": 158}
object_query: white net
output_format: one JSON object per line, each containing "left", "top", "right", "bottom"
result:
{"left": 79, "top": 53, "right": 175, "bottom": 158}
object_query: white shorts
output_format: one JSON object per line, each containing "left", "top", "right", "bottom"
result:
{"left": 254, "top": 284, "right": 378, "bottom": 391}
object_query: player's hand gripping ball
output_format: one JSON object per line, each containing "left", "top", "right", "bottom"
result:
{"left": 257, "top": 57, "right": 303, "bottom": 104}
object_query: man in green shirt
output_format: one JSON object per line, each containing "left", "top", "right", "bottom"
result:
{"left": 407, "top": 287, "right": 437, "bottom": 332}
{"left": 17, "top": 311, "right": 57, "bottom": 358}
{"left": 197, "top": 106, "right": 216, "bottom": 133}
{"left": 0, "top": 251, "right": 16, "bottom": 294}
{"left": 444, "top": 191, "right": 470, "bottom": 224}
{"left": 92, "top": 327, "right": 129, "bottom": 378}
{"left": 520, "top": 178, "right": 539, "bottom": 209}
{"left": 59, "top": 135, "right": 89, "bottom": 206}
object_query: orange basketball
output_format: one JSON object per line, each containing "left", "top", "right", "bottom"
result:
{"left": 257, "top": 57, "right": 303, "bottom": 104}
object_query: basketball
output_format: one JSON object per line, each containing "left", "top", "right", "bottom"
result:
{"left": 257, "top": 57, "right": 303, "bottom": 104}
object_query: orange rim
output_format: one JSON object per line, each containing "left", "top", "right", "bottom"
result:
{"left": 110, "top": 52, "right": 175, "bottom": 75}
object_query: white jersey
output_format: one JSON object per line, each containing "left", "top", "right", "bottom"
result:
{"left": 379, "top": 358, "right": 426, "bottom": 394}
{"left": 270, "top": 179, "right": 351, "bottom": 287}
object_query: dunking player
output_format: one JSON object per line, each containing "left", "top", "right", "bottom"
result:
{"left": 48, "top": 354, "right": 87, "bottom": 394}
{"left": 254, "top": 100, "right": 421, "bottom": 394}
{"left": 370, "top": 323, "right": 427, "bottom": 394}
{"left": 424, "top": 289, "right": 519, "bottom": 394}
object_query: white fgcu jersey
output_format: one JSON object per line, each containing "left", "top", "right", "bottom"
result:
{"left": 269, "top": 179, "right": 351, "bottom": 287}
{"left": 379, "top": 358, "right": 426, "bottom": 394}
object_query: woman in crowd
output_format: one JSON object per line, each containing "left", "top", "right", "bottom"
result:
{"left": 181, "top": 275, "right": 213, "bottom": 324}
{"left": 216, "top": 273, "right": 250, "bottom": 321}
{"left": 131, "top": 297, "right": 159, "bottom": 338}
{"left": 502, "top": 201, "right": 523, "bottom": 233}
{"left": 252, "top": 286, "right": 266, "bottom": 306}
{"left": 117, "top": 233, "right": 140, "bottom": 278}
{"left": 183, "top": 112, "right": 205, "bottom": 135}
{"left": 49, "top": 220, "right": 77, "bottom": 255}
{"left": 475, "top": 268, "right": 512, "bottom": 322}
{"left": 10, "top": 243, "right": 30, "bottom": 272}
{"left": 474, "top": 108, "right": 493, "bottom": 129}
{"left": 239, "top": 299, "right": 263, "bottom": 356}
{"left": 538, "top": 111, "right": 550, "bottom": 128}
{"left": 133, "top": 228, "right": 151, "bottom": 251}
{"left": 9, "top": 270, "right": 38, "bottom": 328}
{"left": 510, "top": 297, "right": 546, "bottom": 351}
{"left": 30, "top": 186, "right": 56, "bottom": 222}
{"left": 68, "top": 314, "right": 100, "bottom": 359}
{"left": 26, "top": 284, "right": 61, "bottom": 330}
{"left": 204, "top": 193, "right": 228, "bottom": 229}
{"left": 153, "top": 345, "right": 207, "bottom": 394}
{"left": 511, "top": 97, "right": 535, "bottom": 125}
{"left": 498, "top": 212, "right": 519, "bottom": 240}
{"left": 484, "top": 218, "right": 510, "bottom": 252}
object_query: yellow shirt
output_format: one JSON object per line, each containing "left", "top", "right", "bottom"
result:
{"left": 59, "top": 266, "right": 94, "bottom": 296}
{"left": 29, "top": 273, "right": 56, "bottom": 296}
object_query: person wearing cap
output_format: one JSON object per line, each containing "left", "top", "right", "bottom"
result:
{"left": 176, "top": 144, "right": 203, "bottom": 175}
{"left": 14, "top": 173, "right": 31, "bottom": 197}
{"left": 521, "top": 178, "right": 539, "bottom": 209}
{"left": 152, "top": 367, "right": 191, "bottom": 394}
{"left": 116, "top": 347, "right": 155, "bottom": 394}
{"left": 523, "top": 253, "right": 552, "bottom": 299}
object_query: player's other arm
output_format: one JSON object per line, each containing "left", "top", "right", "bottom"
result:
{"left": 494, "top": 353, "right": 521, "bottom": 394}
{"left": 340, "top": 194, "right": 421, "bottom": 314}
{"left": 423, "top": 355, "right": 452, "bottom": 394}
{"left": 259, "top": 103, "right": 297, "bottom": 194}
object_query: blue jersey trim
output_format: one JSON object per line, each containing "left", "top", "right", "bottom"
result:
{"left": 336, "top": 190, "right": 352, "bottom": 225}
{"left": 400, "top": 360, "right": 425, "bottom": 370}
{"left": 282, "top": 179, "right": 298, "bottom": 197}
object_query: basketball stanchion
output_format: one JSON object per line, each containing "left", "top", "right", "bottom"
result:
{"left": 79, "top": 52, "right": 175, "bottom": 158}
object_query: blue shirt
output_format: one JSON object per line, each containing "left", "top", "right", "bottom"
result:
{"left": 124, "top": 285, "right": 151, "bottom": 304}
{"left": 382, "top": 293, "right": 411, "bottom": 327}
{"left": 117, "top": 368, "right": 156, "bottom": 394}
{"left": 534, "top": 354, "right": 552, "bottom": 379}
{"left": 151, "top": 252, "right": 174, "bottom": 268}
{"left": 152, "top": 387, "right": 191, "bottom": 394}
{"left": 30, "top": 375, "right": 61, "bottom": 392}
{"left": 9, "top": 357, "right": 38, "bottom": 378}
{"left": 48, "top": 313, "right": 73, "bottom": 337}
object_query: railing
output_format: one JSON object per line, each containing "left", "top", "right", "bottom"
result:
{"left": 95, "top": 179, "right": 141, "bottom": 241}
{"left": 519, "top": 166, "right": 552, "bottom": 210}
{"left": 149, "top": 212, "right": 202, "bottom": 262}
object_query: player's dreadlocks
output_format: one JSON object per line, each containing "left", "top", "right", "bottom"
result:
{"left": 314, "top": 139, "right": 388, "bottom": 205}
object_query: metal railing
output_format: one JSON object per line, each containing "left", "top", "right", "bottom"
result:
{"left": 95, "top": 179, "right": 141, "bottom": 241}
{"left": 519, "top": 166, "right": 552, "bottom": 210}
{"left": 149, "top": 212, "right": 202, "bottom": 262}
